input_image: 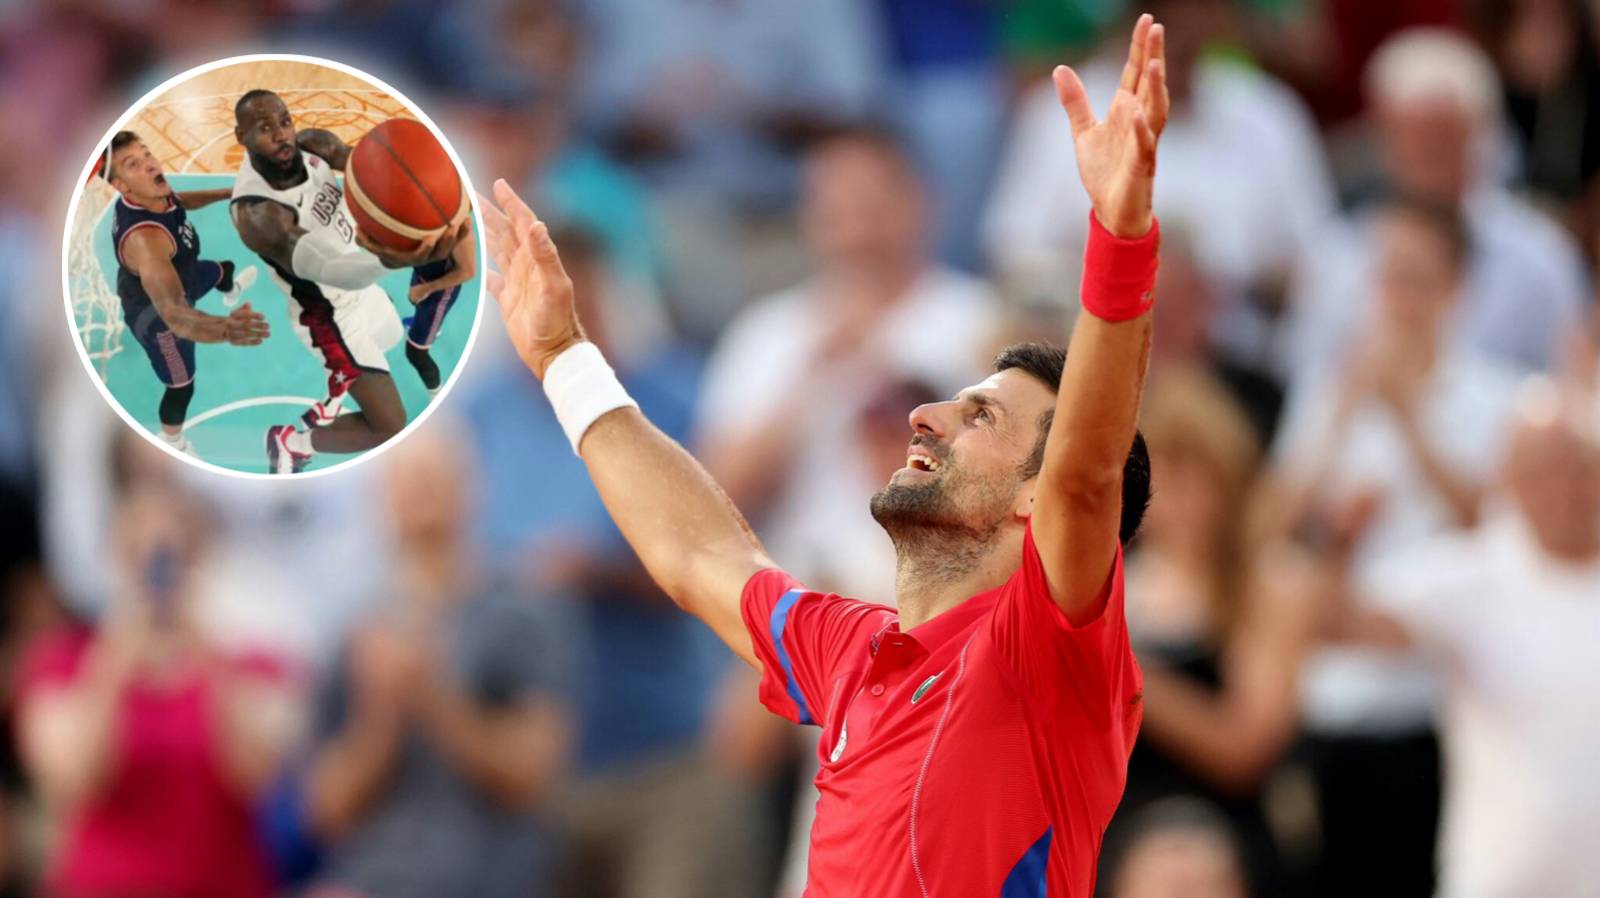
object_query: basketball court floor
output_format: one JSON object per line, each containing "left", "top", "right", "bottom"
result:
{"left": 69, "top": 59, "right": 480, "bottom": 474}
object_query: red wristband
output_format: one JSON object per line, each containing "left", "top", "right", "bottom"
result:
{"left": 1081, "top": 212, "right": 1159, "bottom": 322}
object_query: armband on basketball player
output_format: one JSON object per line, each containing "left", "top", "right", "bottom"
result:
{"left": 1079, "top": 211, "right": 1159, "bottom": 322}
{"left": 289, "top": 227, "right": 388, "bottom": 291}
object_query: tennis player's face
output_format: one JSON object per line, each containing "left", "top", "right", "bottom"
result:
{"left": 871, "top": 370, "right": 1056, "bottom": 537}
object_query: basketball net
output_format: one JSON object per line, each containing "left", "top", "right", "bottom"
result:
{"left": 67, "top": 174, "right": 124, "bottom": 379}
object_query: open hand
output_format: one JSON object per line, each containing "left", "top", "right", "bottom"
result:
{"left": 224, "top": 303, "right": 270, "bottom": 346}
{"left": 1053, "top": 14, "right": 1170, "bottom": 238}
{"left": 480, "top": 179, "right": 587, "bottom": 379}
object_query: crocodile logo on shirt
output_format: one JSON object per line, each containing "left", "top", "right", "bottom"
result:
{"left": 912, "top": 673, "right": 942, "bottom": 704}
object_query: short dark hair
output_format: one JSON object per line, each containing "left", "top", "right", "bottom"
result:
{"left": 806, "top": 121, "right": 920, "bottom": 180}
{"left": 234, "top": 88, "right": 281, "bottom": 127}
{"left": 994, "top": 342, "right": 1152, "bottom": 546}
{"left": 102, "top": 130, "right": 140, "bottom": 182}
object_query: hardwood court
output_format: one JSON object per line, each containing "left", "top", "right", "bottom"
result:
{"left": 129, "top": 59, "right": 410, "bottom": 175}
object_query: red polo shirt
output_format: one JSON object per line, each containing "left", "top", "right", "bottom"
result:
{"left": 742, "top": 522, "right": 1142, "bottom": 897}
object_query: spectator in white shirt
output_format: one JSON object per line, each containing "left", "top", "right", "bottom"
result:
{"left": 1328, "top": 385, "right": 1600, "bottom": 898}
{"left": 1272, "top": 196, "right": 1523, "bottom": 568}
{"left": 1280, "top": 27, "right": 1588, "bottom": 383}
{"left": 1266, "top": 193, "right": 1523, "bottom": 897}
{"left": 698, "top": 125, "right": 1002, "bottom": 565}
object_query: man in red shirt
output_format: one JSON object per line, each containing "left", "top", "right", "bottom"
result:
{"left": 481, "top": 15, "right": 1169, "bottom": 896}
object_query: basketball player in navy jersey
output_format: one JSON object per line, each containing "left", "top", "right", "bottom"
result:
{"left": 101, "top": 130, "right": 268, "bottom": 457}
{"left": 404, "top": 224, "right": 476, "bottom": 397}
{"left": 228, "top": 90, "right": 465, "bottom": 473}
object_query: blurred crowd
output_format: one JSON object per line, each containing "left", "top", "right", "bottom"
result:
{"left": 2, "top": 1, "right": 1600, "bottom": 897}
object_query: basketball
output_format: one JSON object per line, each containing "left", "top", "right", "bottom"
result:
{"left": 344, "top": 118, "right": 467, "bottom": 252}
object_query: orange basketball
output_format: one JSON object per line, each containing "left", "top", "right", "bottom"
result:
{"left": 344, "top": 118, "right": 467, "bottom": 252}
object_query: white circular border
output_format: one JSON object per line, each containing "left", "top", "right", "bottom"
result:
{"left": 60, "top": 52, "right": 487, "bottom": 481}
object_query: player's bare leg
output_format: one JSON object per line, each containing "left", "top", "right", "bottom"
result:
{"left": 310, "top": 373, "right": 407, "bottom": 452}
{"left": 267, "top": 373, "right": 407, "bottom": 472}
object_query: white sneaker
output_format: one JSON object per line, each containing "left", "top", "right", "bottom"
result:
{"left": 301, "top": 390, "right": 347, "bottom": 429}
{"left": 266, "top": 424, "right": 312, "bottom": 474}
{"left": 222, "top": 264, "right": 258, "bottom": 308}
{"left": 161, "top": 432, "right": 199, "bottom": 458}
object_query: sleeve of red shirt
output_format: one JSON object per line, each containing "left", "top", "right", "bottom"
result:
{"left": 988, "top": 522, "right": 1141, "bottom": 731}
{"left": 740, "top": 568, "right": 891, "bottom": 728}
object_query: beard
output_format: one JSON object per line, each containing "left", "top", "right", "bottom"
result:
{"left": 870, "top": 463, "right": 1012, "bottom": 587}
{"left": 870, "top": 476, "right": 965, "bottom": 532}
{"left": 249, "top": 146, "right": 307, "bottom": 185}
{"left": 870, "top": 454, "right": 1013, "bottom": 553}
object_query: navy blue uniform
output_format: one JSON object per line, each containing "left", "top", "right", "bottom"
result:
{"left": 408, "top": 257, "right": 462, "bottom": 349}
{"left": 111, "top": 195, "right": 226, "bottom": 386}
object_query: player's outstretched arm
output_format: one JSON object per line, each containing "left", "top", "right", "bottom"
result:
{"left": 297, "top": 128, "right": 352, "bottom": 171}
{"left": 482, "top": 180, "right": 774, "bottom": 667}
{"left": 122, "top": 228, "right": 269, "bottom": 346}
{"left": 175, "top": 188, "right": 234, "bottom": 210}
{"left": 233, "top": 197, "right": 460, "bottom": 287}
{"left": 1033, "top": 15, "right": 1168, "bottom": 625}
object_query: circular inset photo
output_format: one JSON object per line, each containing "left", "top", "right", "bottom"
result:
{"left": 64, "top": 54, "right": 483, "bottom": 477}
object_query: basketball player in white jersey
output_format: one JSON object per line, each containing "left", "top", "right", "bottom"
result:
{"left": 229, "top": 89, "right": 466, "bottom": 474}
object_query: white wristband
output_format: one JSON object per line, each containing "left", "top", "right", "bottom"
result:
{"left": 543, "top": 342, "right": 638, "bottom": 453}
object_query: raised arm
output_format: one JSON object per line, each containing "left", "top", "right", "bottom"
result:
{"left": 481, "top": 181, "right": 774, "bottom": 666}
{"left": 121, "top": 228, "right": 268, "bottom": 346}
{"left": 1034, "top": 16, "right": 1169, "bottom": 624}
{"left": 297, "top": 128, "right": 352, "bottom": 171}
